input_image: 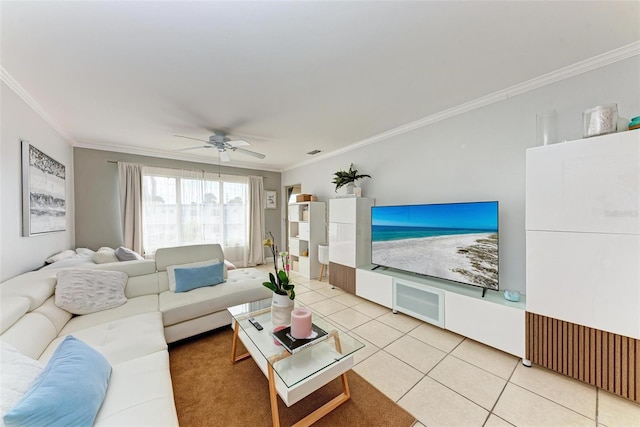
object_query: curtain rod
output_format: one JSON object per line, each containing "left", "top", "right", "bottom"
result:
{"left": 106, "top": 160, "right": 266, "bottom": 178}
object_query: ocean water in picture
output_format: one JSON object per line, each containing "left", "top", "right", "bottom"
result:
{"left": 372, "top": 225, "right": 493, "bottom": 242}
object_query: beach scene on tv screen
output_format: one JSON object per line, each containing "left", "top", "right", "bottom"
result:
{"left": 372, "top": 202, "right": 498, "bottom": 290}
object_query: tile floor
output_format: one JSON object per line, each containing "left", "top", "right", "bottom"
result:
{"left": 255, "top": 265, "right": 640, "bottom": 426}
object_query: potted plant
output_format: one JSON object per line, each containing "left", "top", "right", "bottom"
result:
{"left": 263, "top": 232, "right": 295, "bottom": 299}
{"left": 263, "top": 232, "right": 295, "bottom": 326}
{"left": 332, "top": 163, "right": 371, "bottom": 193}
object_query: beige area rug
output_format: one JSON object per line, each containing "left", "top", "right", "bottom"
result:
{"left": 169, "top": 327, "right": 416, "bottom": 426}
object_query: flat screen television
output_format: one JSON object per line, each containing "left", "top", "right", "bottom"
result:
{"left": 371, "top": 201, "right": 499, "bottom": 291}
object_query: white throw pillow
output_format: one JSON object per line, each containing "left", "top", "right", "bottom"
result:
{"left": 92, "top": 247, "right": 119, "bottom": 264}
{"left": 75, "top": 247, "right": 95, "bottom": 258}
{"left": 55, "top": 270, "right": 128, "bottom": 315}
{"left": 44, "top": 249, "right": 76, "bottom": 264}
{"left": 167, "top": 259, "right": 221, "bottom": 291}
{"left": 0, "top": 340, "right": 44, "bottom": 417}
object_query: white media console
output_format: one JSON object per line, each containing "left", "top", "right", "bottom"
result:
{"left": 356, "top": 266, "right": 526, "bottom": 358}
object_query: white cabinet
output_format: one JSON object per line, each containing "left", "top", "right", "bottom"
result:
{"left": 356, "top": 267, "right": 526, "bottom": 357}
{"left": 328, "top": 198, "right": 374, "bottom": 268}
{"left": 356, "top": 268, "right": 393, "bottom": 308}
{"left": 526, "top": 130, "right": 639, "bottom": 235}
{"left": 288, "top": 202, "right": 326, "bottom": 279}
{"left": 526, "top": 129, "right": 640, "bottom": 339}
{"left": 445, "top": 292, "right": 525, "bottom": 358}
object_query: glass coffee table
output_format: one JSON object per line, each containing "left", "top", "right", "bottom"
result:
{"left": 228, "top": 298, "right": 364, "bottom": 427}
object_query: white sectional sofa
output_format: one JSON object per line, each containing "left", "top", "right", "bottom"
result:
{"left": 0, "top": 244, "right": 272, "bottom": 426}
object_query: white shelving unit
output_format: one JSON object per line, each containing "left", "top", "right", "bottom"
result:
{"left": 328, "top": 197, "right": 374, "bottom": 293}
{"left": 288, "top": 201, "right": 326, "bottom": 279}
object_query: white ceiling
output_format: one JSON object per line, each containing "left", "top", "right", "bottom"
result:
{"left": 2, "top": 1, "right": 639, "bottom": 171}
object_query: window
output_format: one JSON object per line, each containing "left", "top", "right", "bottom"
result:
{"left": 141, "top": 167, "right": 249, "bottom": 264}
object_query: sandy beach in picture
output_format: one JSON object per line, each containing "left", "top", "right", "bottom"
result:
{"left": 372, "top": 232, "right": 498, "bottom": 290}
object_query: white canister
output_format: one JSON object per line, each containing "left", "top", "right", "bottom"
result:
{"left": 583, "top": 104, "right": 618, "bottom": 138}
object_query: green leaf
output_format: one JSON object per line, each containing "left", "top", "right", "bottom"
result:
{"left": 268, "top": 272, "right": 281, "bottom": 292}
{"left": 277, "top": 270, "right": 289, "bottom": 285}
{"left": 262, "top": 282, "right": 276, "bottom": 292}
{"left": 288, "top": 289, "right": 296, "bottom": 300}
{"left": 282, "top": 284, "right": 294, "bottom": 291}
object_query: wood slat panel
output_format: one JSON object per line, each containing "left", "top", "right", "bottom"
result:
{"left": 328, "top": 262, "right": 355, "bottom": 294}
{"left": 562, "top": 322, "right": 569, "bottom": 375}
{"left": 590, "top": 328, "right": 596, "bottom": 386}
{"left": 608, "top": 332, "right": 615, "bottom": 393}
{"left": 526, "top": 312, "right": 639, "bottom": 403}
{"left": 622, "top": 338, "right": 628, "bottom": 397}
{"left": 596, "top": 330, "right": 602, "bottom": 389}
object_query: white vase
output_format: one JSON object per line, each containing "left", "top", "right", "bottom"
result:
{"left": 271, "top": 293, "right": 294, "bottom": 327}
{"left": 345, "top": 182, "right": 355, "bottom": 195}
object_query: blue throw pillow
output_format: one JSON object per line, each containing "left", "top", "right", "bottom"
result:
{"left": 174, "top": 261, "right": 225, "bottom": 293}
{"left": 3, "top": 336, "right": 111, "bottom": 427}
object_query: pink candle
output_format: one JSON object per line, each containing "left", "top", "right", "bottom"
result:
{"left": 290, "top": 308, "right": 312, "bottom": 339}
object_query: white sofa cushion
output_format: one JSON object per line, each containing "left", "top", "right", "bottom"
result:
{"left": 0, "top": 270, "right": 58, "bottom": 311}
{"left": 55, "top": 270, "right": 128, "bottom": 315}
{"left": 32, "top": 297, "right": 72, "bottom": 335}
{"left": 40, "top": 312, "right": 167, "bottom": 366}
{"left": 81, "top": 260, "right": 160, "bottom": 298}
{"left": 155, "top": 244, "right": 225, "bottom": 272}
{"left": 94, "top": 351, "right": 178, "bottom": 427}
{"left": 0, "top": 340, "right": 44, "bottom": 418}
{"left": 0, "top": 297, "right": 30, "bottom": 334}
{"left": 86, "top": 259, "right": 156, "bottom": 276}
{"left": 159, "top": 268, "right": 271, "bottom": 326}
{"left": 1, "top": 313, "right": 59, "bottom": 360}
{"left": 58, "top": 295, "right": 159, "bottom": 336}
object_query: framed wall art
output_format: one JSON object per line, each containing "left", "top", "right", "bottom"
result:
{"left": 22, "top": 140, "right": 66, "bottom": 236}
{"left": 265, "top": 190, "right": 277, "bottom": 209}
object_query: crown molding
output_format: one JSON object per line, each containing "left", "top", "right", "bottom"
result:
{"left": 0, "top": 66, "right": 76, "bottom": 145}
{"left": 73, "top": 141, "right": 283, "bottom": 173}
{"left": 506, "top": 40, "right": 640, "bottom": 98}
{"left": 284, "top": 41, "right": 640, "bottom": 172}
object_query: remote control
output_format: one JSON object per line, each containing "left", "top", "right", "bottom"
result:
{"left": 248, "top": 317, "right": 263, "bottom": 331}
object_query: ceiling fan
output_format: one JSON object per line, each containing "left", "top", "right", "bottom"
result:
{"left": 174, "top": 131, "right": 266, "bottom": 162}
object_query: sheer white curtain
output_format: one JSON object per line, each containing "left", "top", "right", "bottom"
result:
{"left": 117, "top": 162, "right": 143, "bottom": 254}
{"left": 141, "top": 166, "right": 250, "bottom": 266}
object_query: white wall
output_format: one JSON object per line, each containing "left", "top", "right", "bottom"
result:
{"left": 1, "top": 82, "right": 75, "bottom": 281}
{"left": 282, "top": 57, "right": 640, "bottom": 295}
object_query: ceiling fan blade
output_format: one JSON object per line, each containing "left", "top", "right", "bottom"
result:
{"left": 219, "top": 150, "right": 231, "bottom": 162}
{"left": 233, "top": 147, "right": 266, "bottom": 159}
{"left": 174, "top": 134, "right": 209, "bottom": 143}
{"left": 173, "top": 145, "right": 211, "bottom": 151}
{"left": 226, "top": 139, "right": 250, "bottom": 147}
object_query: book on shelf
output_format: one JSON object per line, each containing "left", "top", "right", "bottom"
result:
{"left": 272, "top": 323, "right": 329, "bottom": 354}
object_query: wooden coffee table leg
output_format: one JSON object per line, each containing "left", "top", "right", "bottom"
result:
{"left": 267, "top": 362, "right": 281, "bottom": 427}
{"left": 263, "top": 332, "right": 352, "bottom": 427}
{"left": 231, "top": 321, "right": 250, "bottom": 363}
{"left": 291, "top": 372, "right": 351, "bottom": 427}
